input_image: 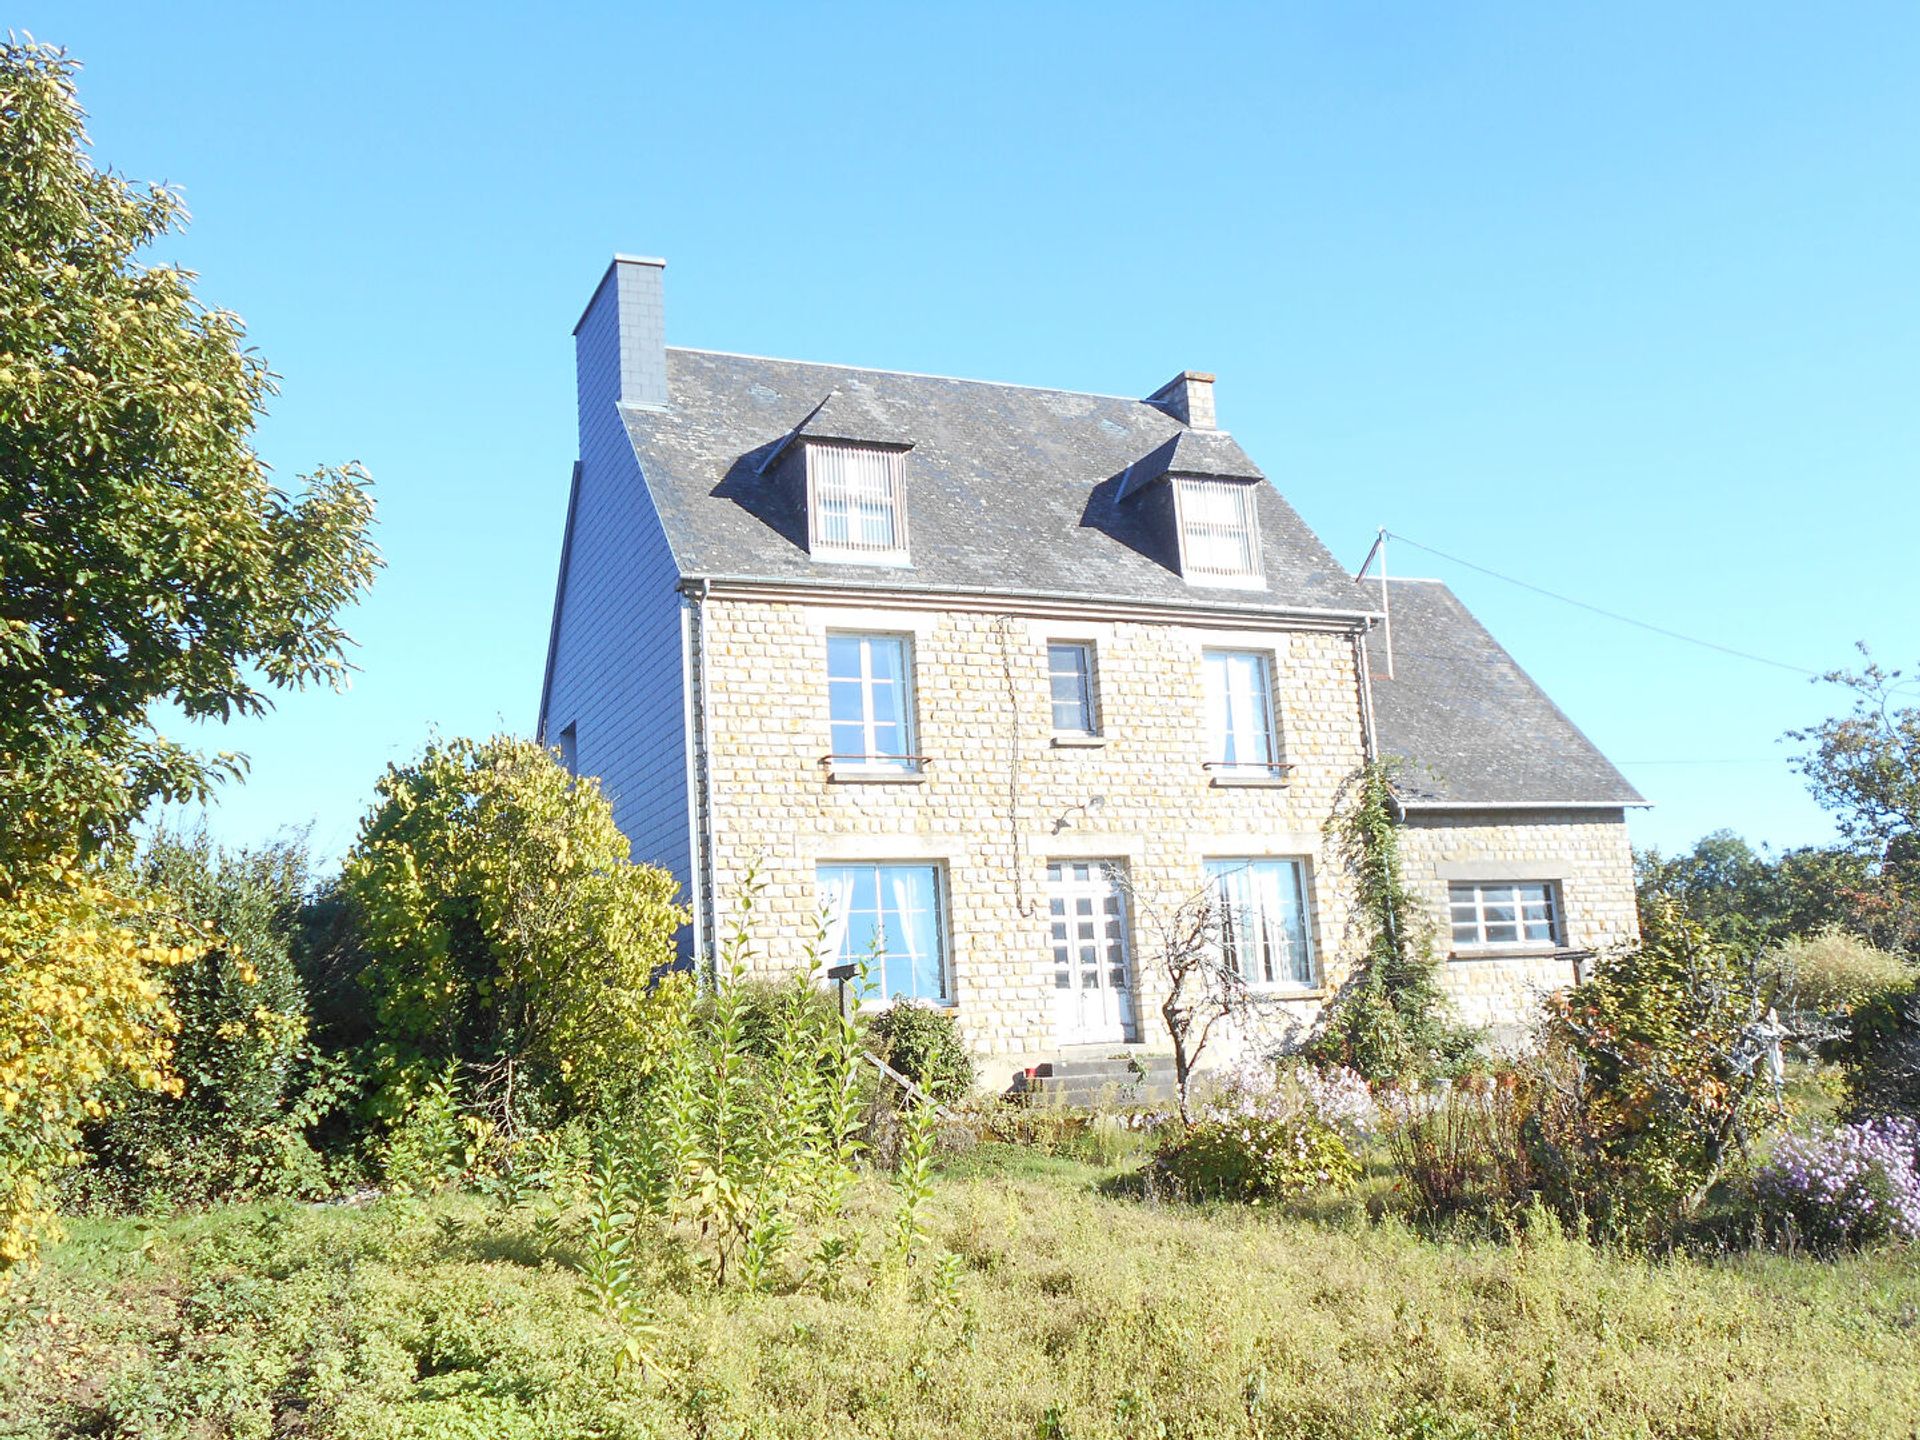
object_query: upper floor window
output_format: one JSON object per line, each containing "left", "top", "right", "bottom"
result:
{"left": 1048, "top": 641, "right": 1098, "bottom": 735}
{"left": 556, "top": 722, "right": 578, "bottom": 776}
{"left": 827, "top": 632, "right": 920, "bottom": 773}
{"left": 1176, "top": 478, "right": 1262, "bottom": 585}
{"left": 1203, "top": 649, "right": 1283, "bottom": 779}
{"left": 1206, "top": 857, "right": 1316, "bottom": 989}
{"left": 809, "top": 443, "right": 909, "bottom": 565}
{"left": 1449, "top": 881, "right": 1561, "bottom": 949}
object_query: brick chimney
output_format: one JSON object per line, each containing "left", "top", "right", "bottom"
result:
{"left": 1145, "top": 370, "right": 1217, "bottom": 430}
{"left": 574, "top": 255, "right": 668, "bottom": 442}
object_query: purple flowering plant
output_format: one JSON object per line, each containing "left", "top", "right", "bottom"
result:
{"left": 1755, "top": 1116, "right": 1920, "bottom": 1251}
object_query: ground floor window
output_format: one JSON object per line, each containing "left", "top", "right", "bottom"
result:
{"left": 1448, "top": 880, "right": 1560, "bottom": 948}
{"left": 1206, "top": 858, "right": 1315, "bottom": 989}
{"left": 817, "top": 862, "right": 949, "bottom": 1003}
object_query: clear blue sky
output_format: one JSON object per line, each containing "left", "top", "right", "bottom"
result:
{"left": 22, "top": 2, "right": 1920, "bottom": 869}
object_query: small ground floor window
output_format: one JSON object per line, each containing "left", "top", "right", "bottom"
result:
{"left": 1448, "top": 880, "right": 1560, "bottom": 948}
{"left": 817, "top": 862, "right": 949, "bottom": 1004}
{"left": 1205, "top": 857, "right": 1316, "bottom": 989}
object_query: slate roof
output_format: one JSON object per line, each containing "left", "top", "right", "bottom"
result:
{"left": 1364, "top": 578, "right": 1645, "bottom": 809}
{"left": 622, "top": 349, "right": 1373, "bottom": 618}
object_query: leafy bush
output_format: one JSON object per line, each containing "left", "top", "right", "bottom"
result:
{"left": 1766, "top": 930, "right": 1913, "bottom": 1016}
{"left": 1834, "top": 980, "right": 1920, "bottom": 1121}
{"left": 380, "top": 1062, "right": 469, "bottom": 1196}
{"left": 0, "top": 858, "right": 201, "bottom": 1272}
{"left": 1756, "top": 1116, "right": 1920, "bottom": 1250}
{"left": 865, "top": 1001, "right": 975, "bottom": 1103}
{"left": 1155, "top": 1113, "right": 1359, "bottom": 1202}
{"left": 1544, "top": 904, "right": 1782, "bottom": 1243}
{"left": 344, "top": 735, "right": 687, "bottom": 1124}
{"left": 75, "top": 830, "right": 343, "bottom": 1209}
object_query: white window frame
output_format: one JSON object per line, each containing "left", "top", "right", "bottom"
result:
{"left": 1174, "top": 477, "right": 1264, "bottom": 587}
{"left": 816, "top": 861, "right": 951, "bottom": 1006}
{"left": 1448, "top": 880, "right": 1563, "bottom": 950}
{"left": 808, "top": 442, "right": 910, "bottom": 566}
{"left": 1205, "top": 857, "right": 1318, "bottom": 991}
{"left": 1202, "top": 648, "right": 1283, "bottom": 779}
{"left": 1046, "top": 859, "right": 1133, "bottom": 996}
{"left": 1047, "top": 641, "right": 1099, "bottom": 736}
{"left": 826, "top": 631, "right": 921, "bottom": 774}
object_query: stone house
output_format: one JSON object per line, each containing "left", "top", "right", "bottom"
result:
{"left": 539, "top": 255, "right": 1645, "bottom": 1083}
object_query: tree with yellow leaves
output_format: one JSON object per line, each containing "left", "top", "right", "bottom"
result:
{"left": 0, "top": 39, "right": 376, "bottom": 1271}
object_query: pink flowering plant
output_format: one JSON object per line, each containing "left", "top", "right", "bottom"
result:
{"left": 1755, "top": 1117, "right": 1920, "bottom": 1251}
{"left": 1149, "top": 1060, "right": 1373, "bottom": 1201}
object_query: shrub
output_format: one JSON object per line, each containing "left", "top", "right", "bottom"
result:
{"left": 1834, "top": 980, "right": 1920, "bottom": 1122}
{"left": 865, "top": 1001, "right": 975, "bottom": 1103}
{"left": 75, "top": 830, "right": 340, "bottom": 1209}
{"left": 379, "top": 1061, "right": 469, "bottom": 1196}
{"left": 1767, "top": 930, "right": 1913, "bottom": 1016}
{"left": 344, "top": 735, "right": 687, "bottom": 1124}
{"left": 1544, "top": 904, "right": 1781, "bottom": 1243}
{"left": 1755, "top": 1116, "right": 1920, "bottom": 1250}
{"left": 1155, "top": 1113, "right": 1359, "bottom": 1203}
{"left": 0, "top": 858, "right": 202, "bottom": 1272}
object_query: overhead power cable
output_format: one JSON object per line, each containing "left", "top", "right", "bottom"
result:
{"left": 1381, "top": 531, "right": 1823, "bottom": 679}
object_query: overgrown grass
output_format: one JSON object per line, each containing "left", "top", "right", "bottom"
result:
{"left": 5, "top": 1150, "right": 1917, "bottom": 1439}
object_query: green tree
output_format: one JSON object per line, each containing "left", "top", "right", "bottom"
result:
{"left": 344, "top": 736, "right": 687, "bottom": 1124}
{"left": 0, "top": 39, "right": 378, "bottom": 879}
{"left": 1634, "top": 830, "right": 1873, "bottom": 950}
{"left": 1786, "top": 650, "right": 1920, "bottom": 953}
{"left": 1, "top": 39, "right": 373, "bottom": 1273}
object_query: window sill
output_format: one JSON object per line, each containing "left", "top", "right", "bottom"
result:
{"left": 1449, "top": 945, "right": 1578, "bottom": 963}
{"left": 1050, "top": 733, "right": 1108, "bottom": 749}
{"left": 1208, "top": 772, "right": 1293, "bottom": 789}
{"left": 1246, "top": 985, "right": 1328, "bottom": 1003}
{"left": 827, "top": 767, "right": 927, "bottom": 785}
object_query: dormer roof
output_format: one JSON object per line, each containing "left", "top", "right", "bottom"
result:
{"left": 1116, "top": 429, "right": 1264, "bottom": 501}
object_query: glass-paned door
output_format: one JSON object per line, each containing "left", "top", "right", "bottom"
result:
{"left": 1047, "top": 861, "right": 1136, "bottom": 1045}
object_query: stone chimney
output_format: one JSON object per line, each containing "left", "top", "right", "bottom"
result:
{"left": 574, "top": 255, "right": 668, "bottom": 441}
{"left": 1145, "top": 370, "right": 1217, "bottom": 430}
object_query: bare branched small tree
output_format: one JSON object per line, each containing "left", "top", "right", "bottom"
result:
{"left": 1120, "top": 874, "right": 1249, "bottom": 1122}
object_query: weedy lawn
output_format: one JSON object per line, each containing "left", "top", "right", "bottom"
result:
{"left": 4, "top": 1147, "right": 1917, "bottom": 1440}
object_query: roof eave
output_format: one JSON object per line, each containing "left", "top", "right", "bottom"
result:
{"left": 681, "top": 573, "right": 1384, "bottom": 632}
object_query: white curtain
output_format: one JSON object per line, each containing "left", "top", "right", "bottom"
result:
{"left": 1204, "top": 654, "right": 1229, "bottom": 762}
{"left": 887, "top": 868, "right": 925, "bottom": 1000}
{"left": 1252, "top": 862, "right": 1291, "bottom": 985}
{"left": 1226, "top": 654, "right": 1267, "bottom": 767}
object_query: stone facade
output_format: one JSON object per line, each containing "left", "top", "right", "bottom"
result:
{"left": 693, "top": 593, "right": 1639, "bottom": 1083}
{"left": 1399, "top": 809, "right": 1640, "bottom": 1033}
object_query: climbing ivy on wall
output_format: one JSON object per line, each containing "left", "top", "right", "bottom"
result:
{"left": 1308, "top": 762, "right": 1479, "bottom": 1080}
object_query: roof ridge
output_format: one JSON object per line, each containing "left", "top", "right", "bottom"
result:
{"left": 668, "top": 345, "right": 1151, "bottom": 406}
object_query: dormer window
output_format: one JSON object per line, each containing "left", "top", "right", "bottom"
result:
{"left": 807, "top": 442, "right": 910, "bottom": 565}
{"left": 1175, "top": 478, "right": 1262, "bottom": 585}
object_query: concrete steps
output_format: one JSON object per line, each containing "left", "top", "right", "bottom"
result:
{"left": 1015, "top": 1054, "right": 1179, "bottom": 1109}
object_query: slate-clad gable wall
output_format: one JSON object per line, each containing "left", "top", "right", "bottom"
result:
{"left": 545, "top": 277, "right": 691, "bottom": 910}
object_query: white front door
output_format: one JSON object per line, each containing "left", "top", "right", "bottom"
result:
{"left": 1048, "top": 861, "right": 1137, "bottom": 1045}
